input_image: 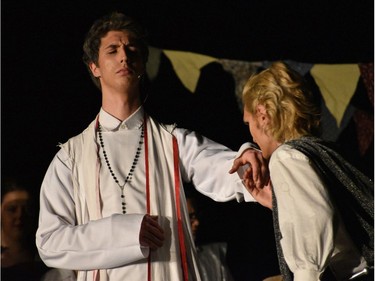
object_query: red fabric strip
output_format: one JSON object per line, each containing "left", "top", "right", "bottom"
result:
{"left": 173, "top": 136, "right": 189, "bottom": 281}
{"left": 144, "top": 114, "right": 152, "bottom": 281}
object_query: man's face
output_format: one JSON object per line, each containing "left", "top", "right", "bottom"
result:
{"left": 90, "top": 30, "right": 145, "bottom": 93}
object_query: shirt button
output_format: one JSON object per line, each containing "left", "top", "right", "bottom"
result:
{"left": 120, "top": 124, "right": 127, "bottom": 129}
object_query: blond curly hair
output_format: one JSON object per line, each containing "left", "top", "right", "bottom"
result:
{"left": 242, "top": 61, "right": 320, "bottom": 143}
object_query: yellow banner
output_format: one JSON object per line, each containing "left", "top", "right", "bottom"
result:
{"left": 310, "top": 64, "right": 360, "bottom": 126}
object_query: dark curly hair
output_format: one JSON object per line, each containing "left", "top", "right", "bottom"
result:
{"left": 82, "top": 12, "right": 149, "bottom": 89}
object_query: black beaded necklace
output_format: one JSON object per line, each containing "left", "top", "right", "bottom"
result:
{"left": 97, "top": 122, "right": 144, "bottom": 214}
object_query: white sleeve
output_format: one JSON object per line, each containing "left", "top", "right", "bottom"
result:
{"left": 174, "top": 128, "right": 256, "bottom": 202}
{"left": 269, "top": 147, "right": 334, "bottom": 281}
{"left": 36, "top": 149, "right": 148, "bottom": 270}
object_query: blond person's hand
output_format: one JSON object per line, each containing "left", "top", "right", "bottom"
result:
{"left": 139, "top": 215, "right": 165, "bottom": 250}
{"left": 245, "top": 180, "right": 273, "bottom": 210}
{"left": 229, "top": 148, "right": 269, "bottom": 189}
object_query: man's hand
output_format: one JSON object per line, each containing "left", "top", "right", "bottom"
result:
{"left": 229, "top": 148, "right": 269, "bottom": 189}
{"left": 139, "top": 215, "right": 165, "bottom": 250}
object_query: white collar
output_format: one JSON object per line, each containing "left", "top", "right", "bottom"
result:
{"left": 98, "top": 106, "right": 144, "bottom": 131}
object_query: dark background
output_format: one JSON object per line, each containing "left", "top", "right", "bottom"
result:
{"left": 2, "top": 1, "right": 373, "bottom": 280}
{"left": 3, "top": 0, "right": 373, "bottom": 190}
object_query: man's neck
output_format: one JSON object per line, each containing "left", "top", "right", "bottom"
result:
{"left": 102, "top": 85, "right": 141, "bottom": 121}
{"left": 102, "top": 91, "right": 142, "bottom": 121}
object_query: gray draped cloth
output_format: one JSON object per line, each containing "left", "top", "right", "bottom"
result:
{"left": 272, "top": 136, "right": 374, "bottom": 281}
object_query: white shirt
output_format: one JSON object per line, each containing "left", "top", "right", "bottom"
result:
{"left": 36, "top": 107, "right": 254, "bottom": 281}
{"left": 269, "top": 144, "right": 367, "bottom": 281}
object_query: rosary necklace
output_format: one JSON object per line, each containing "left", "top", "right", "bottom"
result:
{"left": 97, "top": 122, "right": 144, "bottom": 214}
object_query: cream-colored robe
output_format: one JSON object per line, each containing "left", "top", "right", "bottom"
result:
{"left": 60, "top": 115, "right": 200, "bottom": 281}
{"left": 36, "top": 108, "right": 254, "bottom": 281}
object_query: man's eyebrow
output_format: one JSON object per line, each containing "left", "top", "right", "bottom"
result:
{"left": 103, "top": 44, "right": 118, "bottom": 50}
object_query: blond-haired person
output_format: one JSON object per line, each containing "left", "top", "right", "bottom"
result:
{"left": 241, "top": 62, "right": 373, "bottom": 281}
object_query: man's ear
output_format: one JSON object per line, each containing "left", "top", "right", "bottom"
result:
{"left": 89, "top": 62, "right": 101, "bottom": 78}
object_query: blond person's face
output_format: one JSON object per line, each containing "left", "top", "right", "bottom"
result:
{"left": 89, "top": 30, "right": 145, "bottom": 93}
{"left": 243, "top": 107, "right": 280, "bottom": 159}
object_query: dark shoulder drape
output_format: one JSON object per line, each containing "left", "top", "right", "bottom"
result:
{"left": 286, "top": 137, "right": 374, "bottom": 267}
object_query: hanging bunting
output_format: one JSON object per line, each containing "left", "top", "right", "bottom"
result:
{"left": 262, "top": 60, "right": 313, "bottom": 76}
{"left": 219, "top": 59, "right": 261, "bottom": 110}
{"left": 147, "top": 48, "right": 362, "bottom": 132}
{"left": 163, "top": 49, "right": 217, "bottom": 93}
{"left": 310, "top": 64, "right": 360, "bottom": 126}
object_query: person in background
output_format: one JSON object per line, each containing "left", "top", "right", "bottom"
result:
{"left": 1, "top": 178, "right": 49, "bottom": 281}
{"left": 185, "top": 183, "right": 235, "bottom": 281}
{"left": 36, "top": 11, "right": 270, "bottom": 281}
{"left": 241, "top": 61, "right": 373, "bottom": 281}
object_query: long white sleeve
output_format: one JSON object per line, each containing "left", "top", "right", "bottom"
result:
{"left": 175, "top": 128, "right": 255, "bottom": 202}
{"left": 269, "top": 145, "right": 334, "bottom": 281}
{"left": 36, "top": 149, "right": 148, "bottom": 270}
